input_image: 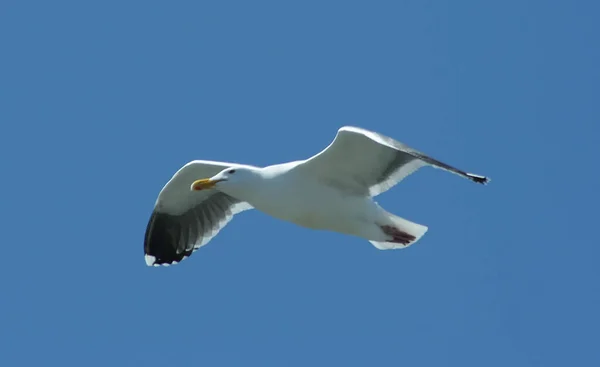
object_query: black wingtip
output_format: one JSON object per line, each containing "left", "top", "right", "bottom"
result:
{"left": 144, "top": 211, "right": 192, "bottom": 266}
{"left": 467, "top": 173, "right": 491, "bottom": 185}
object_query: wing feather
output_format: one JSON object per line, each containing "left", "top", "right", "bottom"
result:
{"left": 297, "top": 126, "right": 489, "bottom": 197}
{"left": 144, "top": 160, "right": 254, "bottom": 266}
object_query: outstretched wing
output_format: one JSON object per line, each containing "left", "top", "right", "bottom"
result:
{"left": 144, "top": 160, "right": 253, "bottom": 266}
{"left": 296, "top": 126, "right": 489, "bottom": 196}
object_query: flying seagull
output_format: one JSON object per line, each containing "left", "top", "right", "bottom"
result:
{"left": 144, "top": 126, "right": 490, "bottom": 266}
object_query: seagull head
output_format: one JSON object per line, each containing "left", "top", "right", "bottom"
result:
{"left": 190, "top": 166, "right": 258, "bottom": 194}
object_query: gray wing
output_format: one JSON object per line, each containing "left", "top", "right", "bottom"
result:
{"left": 144, "top": 160, "right": 253, "bottom": 266}
{"left": 296, "top": 126, "right": 490, "bottom": 196}
{"left": 144, "top": 193, "right": 251, "bottom": 266}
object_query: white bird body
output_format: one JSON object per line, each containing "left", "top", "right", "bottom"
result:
{"left": 144, "top": 126, "right": 490, "bottom": 266}
{"left": 236, "top": 165, "right": 382, "bottom": 233}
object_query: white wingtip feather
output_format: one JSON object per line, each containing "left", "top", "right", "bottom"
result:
{"left": 145, "top": 255, "right": 157, "bottom": 266}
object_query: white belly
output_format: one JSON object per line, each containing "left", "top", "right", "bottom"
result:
{"left": 246, "top": 175, "right": 379, "bottom": 234}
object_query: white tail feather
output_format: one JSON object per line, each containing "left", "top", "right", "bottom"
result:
{"left": 370, "top": 214, "right": 428, "bottom": 250}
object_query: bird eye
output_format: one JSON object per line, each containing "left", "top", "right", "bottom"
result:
{"left": 228, "top": 169, "right": 236, "bottom": 174}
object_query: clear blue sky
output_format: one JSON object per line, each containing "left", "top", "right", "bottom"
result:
{"left": 1, "top": 1, "right": 598, "bottom": 366}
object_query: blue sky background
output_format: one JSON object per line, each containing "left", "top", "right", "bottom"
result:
{"left": 1, "top": 1, "right": 599, "bottom": 366}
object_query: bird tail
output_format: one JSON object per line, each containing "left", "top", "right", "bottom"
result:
{"left": 369, "top": 212, "right": 428, "bottom": 250}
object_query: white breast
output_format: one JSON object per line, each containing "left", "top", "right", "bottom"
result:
{"left": 245, "top": 170, "right": 375, "bottom": 231}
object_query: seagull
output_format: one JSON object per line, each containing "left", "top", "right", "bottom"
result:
{"left": 144, "top": 126, "right": 489, "bottom": 266}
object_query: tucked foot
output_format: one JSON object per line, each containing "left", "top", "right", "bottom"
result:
{"left": 380, "top": 225, "right": 416, "bottom": 245}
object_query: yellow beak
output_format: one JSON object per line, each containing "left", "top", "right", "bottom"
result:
{"left": 191, "top": 178, "right": 219, "bottom": 191}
